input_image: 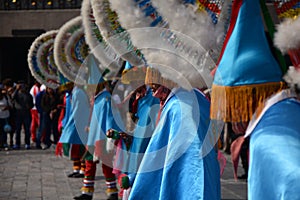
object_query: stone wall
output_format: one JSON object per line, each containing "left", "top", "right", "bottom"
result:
{"left": 0, "top": 9, "right": 80, "bottom": 37}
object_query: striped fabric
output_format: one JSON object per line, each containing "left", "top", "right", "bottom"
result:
{"left": 81, "top": 161, "right": 97, "bottom": 194}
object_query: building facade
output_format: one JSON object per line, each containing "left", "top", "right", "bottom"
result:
{"left": 0, "top": 0, "right": 82, "bottom": 84}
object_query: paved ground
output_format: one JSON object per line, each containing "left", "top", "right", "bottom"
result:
{"left": 0, "top": 145, "right": 247, "bottom": 200}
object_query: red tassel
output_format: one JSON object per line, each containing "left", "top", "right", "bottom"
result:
{"left": 118, "top": 174, "right": 129, "bottom": 189}
{"left": 288, "top": 49, "right": 300, "bottom": 70}
{"left": 55, "top": 142, "right": 63, "bottom": 157}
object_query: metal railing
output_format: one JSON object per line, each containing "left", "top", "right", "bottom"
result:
{"left": 0, "top": 0, "right": 83, "bottom": 10}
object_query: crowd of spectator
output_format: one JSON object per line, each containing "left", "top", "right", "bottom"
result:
{"left": 0, "top": 78, "right": 63, "bottom": 150}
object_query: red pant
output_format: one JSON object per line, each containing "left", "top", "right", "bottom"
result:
{"left": 30, "top": 109, "right": 39, "bottom": 142}
{"left": 81, "top": 160, "right": 97, "bottom": 193}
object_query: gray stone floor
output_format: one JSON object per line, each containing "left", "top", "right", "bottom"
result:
{"left": 0, "top": 145, "right": 247, "bottom": 200}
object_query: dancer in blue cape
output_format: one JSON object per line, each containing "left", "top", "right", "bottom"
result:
{"left": 113, "top": 63, "right": 160, "bottom": 189}
{"left": 210, "top": 0, "right": 300, "bottom": 199}
{"left": 129, "top": 68, "right": 220, "bottom": 200}
{"left": 245, "top": 5, "right": 300, "bottom": 200}
{"left": 58, "top": 81, "right": 91, "bottom": 178}
{"left": 74, "top": 55, "right": 125, "bottom": 200}
{"left": 125, "top": 85, "right": 159, "bottom": 185}
{"left": 245, "top": 89, "right": 300, "bottom": 200}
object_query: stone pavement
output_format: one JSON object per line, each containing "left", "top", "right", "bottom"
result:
{"left": 0, "top": 146, "right": 247, "bottom": 200}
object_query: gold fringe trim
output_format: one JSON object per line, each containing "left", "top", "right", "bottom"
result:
{"left": 121, "top": 67, "right": 146, "bottom": 84}
{"left": 105, "top": 188, "right": 118, "bottom": 195}
{"left": 57, "top": 82, "right": 74, "bottom": 93}
{"left": 145, "top": 67, "right": 177, "bottom": 89}
{"left": 210, "top": 82, "right": 287, "bottom": 122}
{"left": 81, "top": 187, "right": 94, "bottom": 193}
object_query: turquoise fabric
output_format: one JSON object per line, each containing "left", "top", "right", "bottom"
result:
{"left": 125, "top": 61, "right": 133, "bottom": 70}
{"left": 61, "top": 92, "right": 72, "bottom": 128}
{"left": 87, "top": 90, "right": 124, "bottom": 146}
{"left": 213, "top": 0, "right": 282, "bottom": 87}
{"left": 248, "top": 98, "right": 300, "bottom": 200}
{"left": 59, "top": 87, "right": 90, "bottom": 144}
{"left": 87, "top": 55, "right": 104, "bottom": 84}
{"left": 126, "top": 89, "right": 159, "bottom": 185}
{"left": 129, "top": 89, "right": 220, "bottom": 200}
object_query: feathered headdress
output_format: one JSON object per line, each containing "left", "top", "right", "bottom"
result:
{"left": 273, "top": 0, "right": 300, "bottom": 20}
{"left": 210, "top": 0, "right": 287, "bottom": 123}
{"left": 54, "top": 16, "right": 88, "bottom": 83}
{"left": 151, "top": 0, "right": 226, "bottom": 63}
{"left": 274, "top": 4, "right": 300, "bottom": 88}
{"left": 109, "top": 0, "right": 219, "bottom": 90}
{"left": 90, "top": 0, "right": 145, "bottom": 66}
{"left": 81, "top": 0, "right": 123, "bottom": 78}
{"left": 27, "top": 30, "right": 61, "bottom": 89}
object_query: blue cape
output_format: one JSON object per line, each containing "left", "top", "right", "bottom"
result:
{"left": 61, "top": 92, "right": 72, "bottom": 128}
{"left": 126, "top": 89, "right": 159, "bottom": 184}
{"left": 87, "top": 90, "right": 124, "bottom": 146}
{"left": 129, "top": 89, "right": 220, "bottom": 200}
{"left": 59, "top": 87, "right": 90, "bottom": 144}
{"left": 248, "top": 98, "right": 300, "bottom": 200}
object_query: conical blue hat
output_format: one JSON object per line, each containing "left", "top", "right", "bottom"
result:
{"left": 210, "top": 0, "right": 286, "bottom": 123}
{"left": 124, "top": 61, "right": 133, "bottom": 71}
{"left": 86, "top": 54, "right": 105, "bottom": 85}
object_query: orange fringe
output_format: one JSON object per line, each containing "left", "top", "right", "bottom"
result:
{"left": 210, "top": 82, "right": 286, "bottom": 122}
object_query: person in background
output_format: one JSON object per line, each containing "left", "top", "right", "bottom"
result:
{"left": 40, "top": 86, "right": 60, "bottom": 149}
{"left": 2, "top": 78, "right": 16, "bottom": 148}
{"left": 35, "top": 86, "right": 46, "bottom": 149}
{"left": 29, "top": 81, "right": 41, "bottom": 144}
{"left": 0, "top": 85, "right": 13, "bottom": 150}
{"left": 11, "top": 81, "right": 33, "bottom": 150}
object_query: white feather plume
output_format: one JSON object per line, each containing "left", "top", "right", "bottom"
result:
{"left": 110, "top": 0, "right": 157, "bottom": 29}
{"left": 284, "top": 66, "right": 300, "bottom": 89}
{"left": 109, "top": 0, "right": 214, "bottom": 89}
{"left": 274, "top": 16, "right": 300, "bottom": 54}
{"left": 151, "top": 0, "right": 225, "bottom": 62}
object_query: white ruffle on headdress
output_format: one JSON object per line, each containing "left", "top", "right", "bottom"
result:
{"left": 81, "top": 0, "right": 123, "bottom": 78}
{"left": 27, "top": 30, "right": 60, "bottom": 89}
{"left": 54, "top": 16, "right": 86, "bottom": 82}
{"left": 90, "top": 0, "right": 145, "bottom": 66}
